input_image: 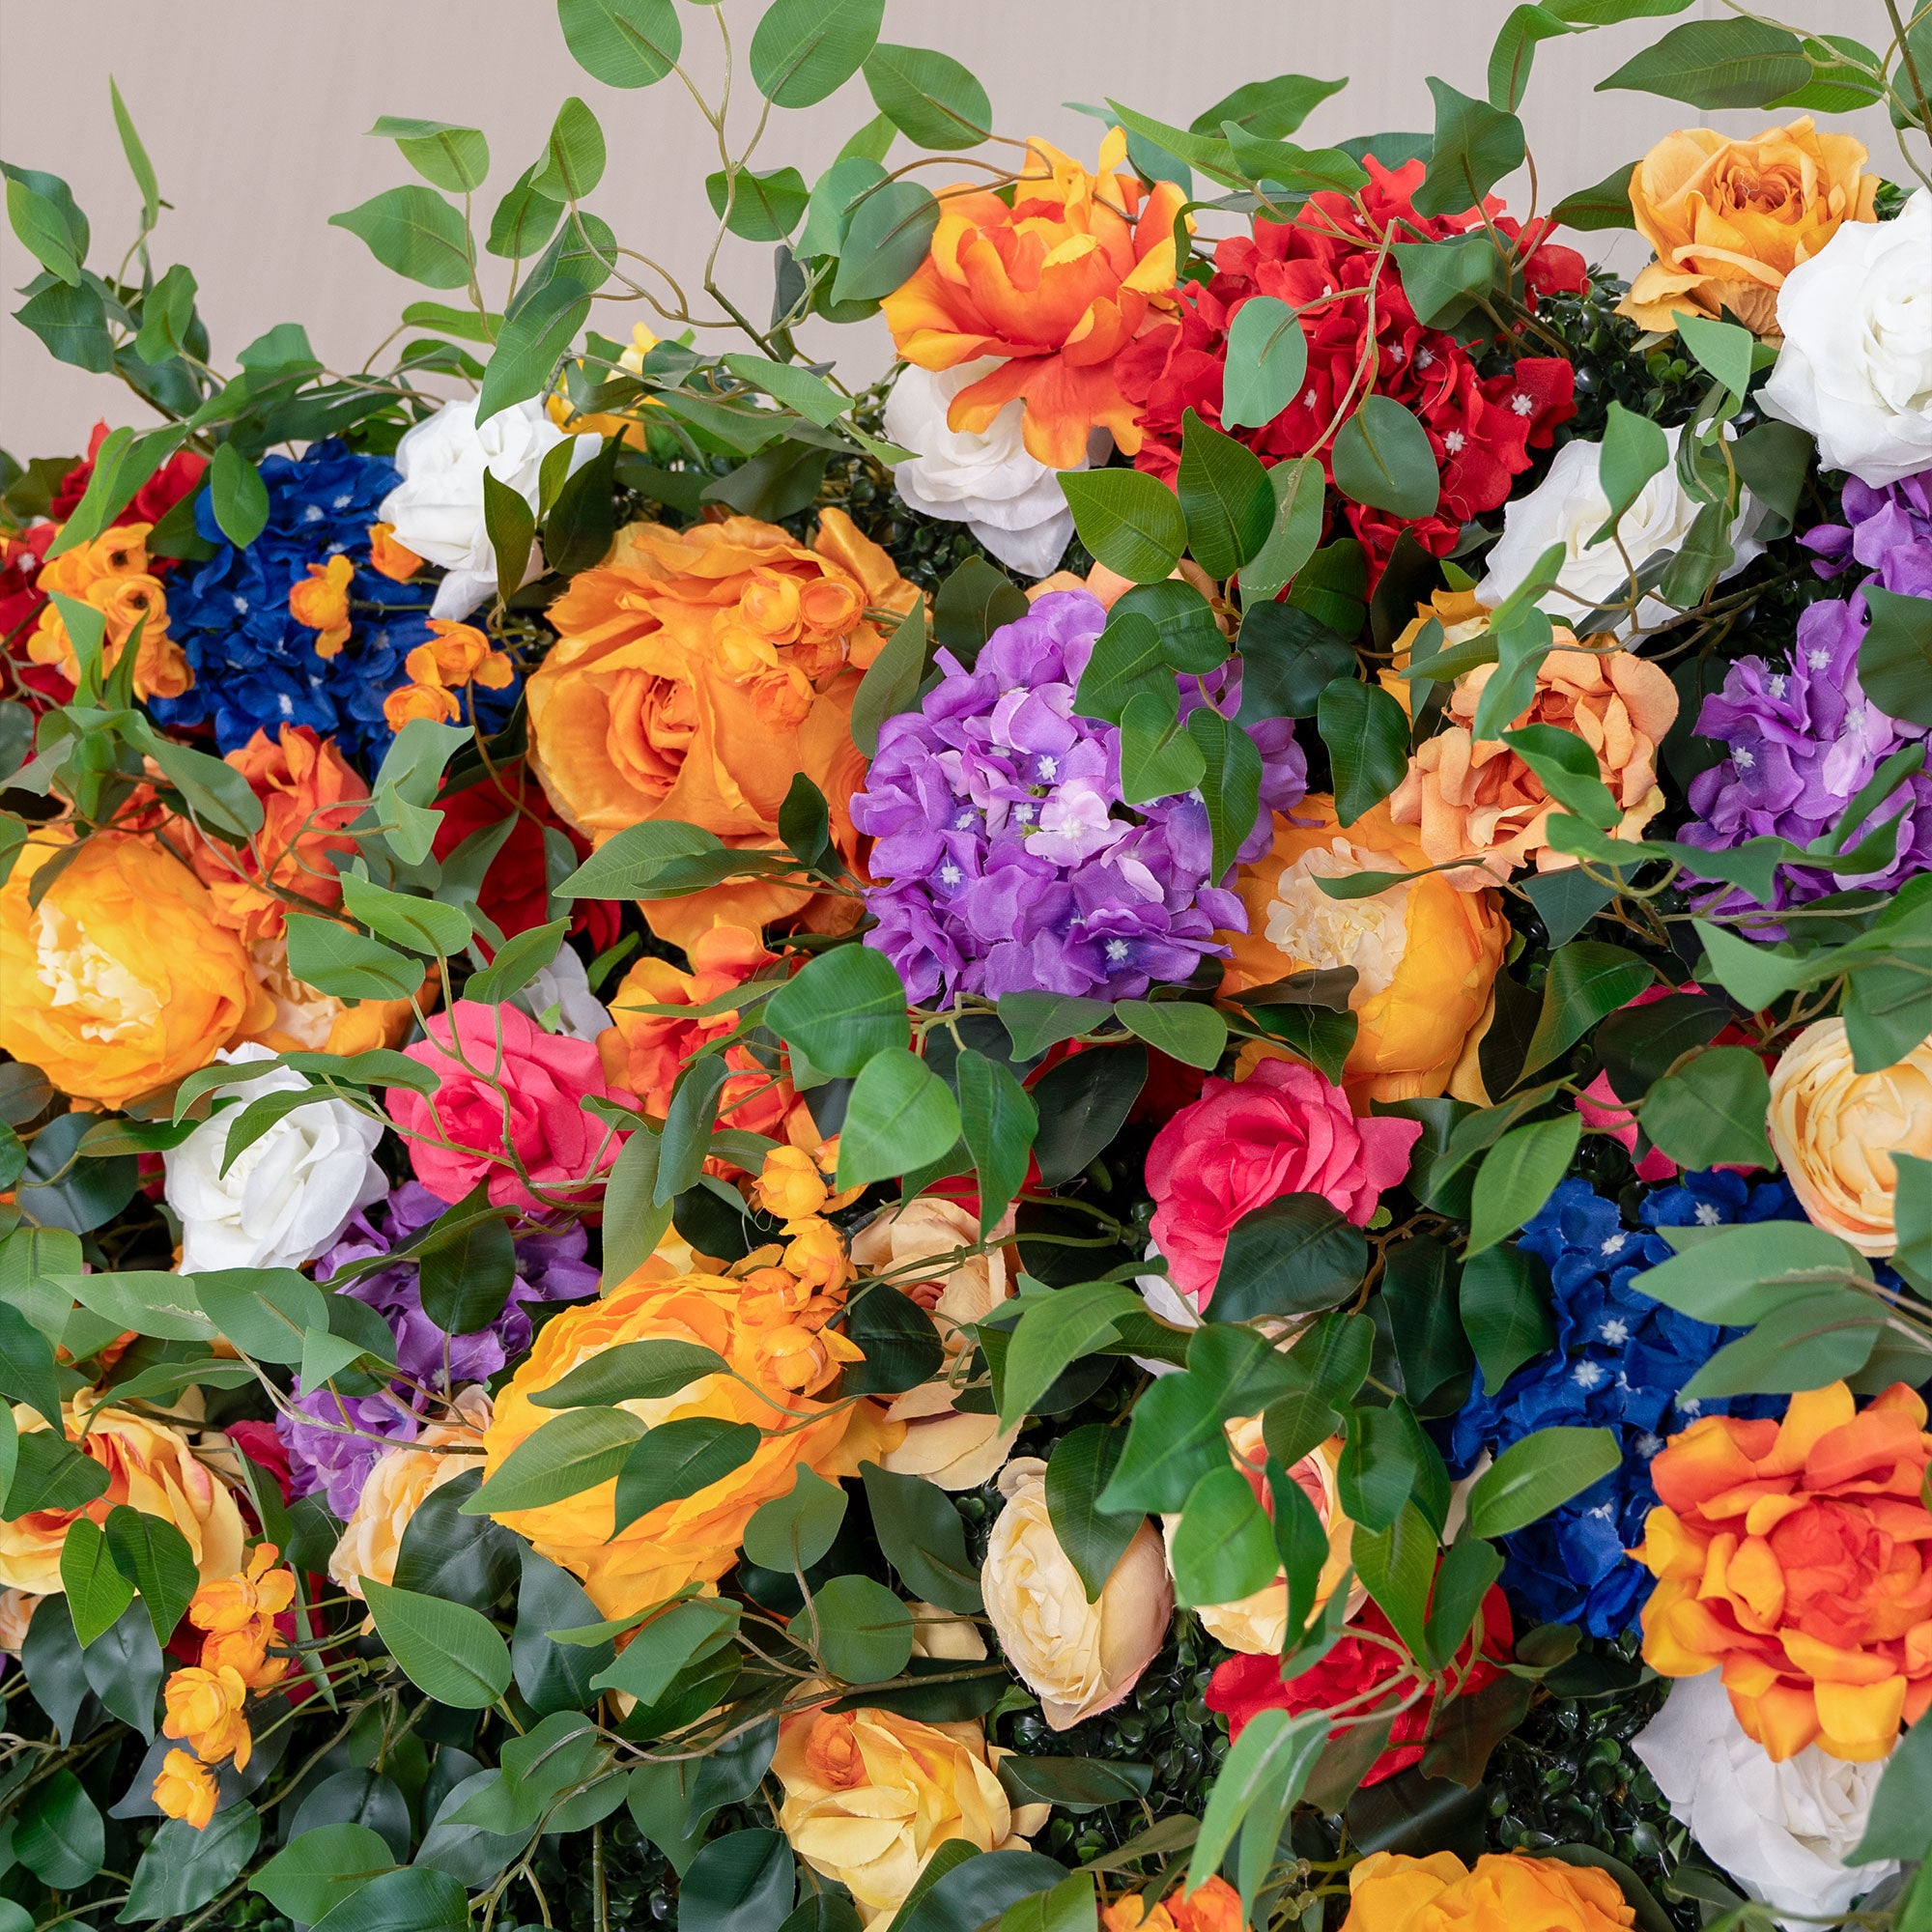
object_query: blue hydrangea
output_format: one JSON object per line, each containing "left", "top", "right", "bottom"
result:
{"left": 151, "top": 440, "right": 514, "bottom": 773}
{"left": 1443, "top": 1169, "right": 1801, "bottom": 1638}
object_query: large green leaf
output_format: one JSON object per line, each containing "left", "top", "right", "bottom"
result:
{"left": 557, "top": 0, "right": 682, "bottom": 86}
{"left": 462, "top": 1405, "right": 645, "bottom": 1514}
{"left": 1466, "top": 1116, "right": 1582, "bottom": 1257}
{"left": 1330, "top": 395, "right": 1439, "bottom": 520}
{"left": 1058, "top": 470, "right": 1188, "bottom": 583}
{"left": 1177, "top": 409, "right": 1272, "bottom": 579}
{"left": 329, "top": 185, "right": 472, "bottom": 288}
{"left": 863, "top": 43, "right": 990, "bottom": 147}
{"left": 1641, "top": 1045, "right": 1773, "bottom": 1169}
{"left": 764, "top": 944, "right": 909, "bottom": 1075}
{"left": 1413, "top": 78, "right": 1524, "bottom": 215}
{"left": 751, "top": 0, "right": 886, "bottom": 107}
{"left": 1221, "top": 297, "right": 1307, "bottom": 430}
{"left": 1318, "top": 677, "right": 1409, "bottom": 827}
{"left": 360, "top": 1578, "right": 513, "bottom": 1709}
{"left": 1597, "top": 18, "right": 1809, "bottom": 108}
{"left": 1463, "top": 1426, "right": 1621, "bottom": 1537}
{"left": 836, "top": 1046, "right": 962, "bottom": 1191}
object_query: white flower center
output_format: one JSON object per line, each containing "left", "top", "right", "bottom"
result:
{"left": 1511, "top": 392, "right": 1535, "bottom": 416}
{"left": 1694, "top": 1202, "right": 1722, "bottom": 1227}
{"left": 1442, "top": 430, "right": 1465, "bottom": 454}
{"left": 1263, "top": 838, "right": 1411, "bottom": 1000}
{"left": 1573, "top": 1360, "right": 1606, "bottom": 1390}
{"left": 1734, "top": 746, "right": 1755, "bottom": 771}
{"left": 34, "top": 899, "right": 160, "bottom": 1042}
{"left": 1599, "top": 1318, "right": 1630, "bottom": 1346}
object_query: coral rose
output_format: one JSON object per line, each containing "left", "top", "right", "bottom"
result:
{"left": 1147, "top": 1059, "right": 1422, "bottom": 1312}
{"left": 1219, "top": 796, "right": 1507, "bottom": 1104}
{"left": 1340, "top": 1851, "right": 1634, "bottom": 1932}
{"left": 526, "top": 512, "right": 916, "bottom": 949}
{"left": 329, "top": 1389, "right": 490, "bottom": 1599}
{"left": 0, "top": 1404, "right": 245, "bottom": 1596}
{"left": 1633, "top": 1381, "right": 1932, "bottom": 1761}
{"left": 981, "top": 1456, "right": 1171, "bottom": 1726}
{"left": 386, "top": 1000, "right": 633, "bottom": 1210}
{"left": 480, "top": 1262, "right": 898, "bottom": 1616}
{"left": 0, "top": 832, "right": 268, "bottom": 1109}
{"left": 1620, "top": 120, "right": 1877, "bottom": 337}
{"left": 882, "top": 129, "right": 1188, "bottom": 469}
{"left": 28, "top": 523, "right": 192, "bottom": 700}
{"left": 1766, "top": 1018, "right": 1932, "bottom": 1257}
{"left": 775, "top": 1705, "right": 1042, "bottom": 1926}
{"left": 1104, "top": 1876, "right": 1244, "bottom": 1932}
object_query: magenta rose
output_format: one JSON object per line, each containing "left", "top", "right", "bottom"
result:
{"left": 386, "top": 1000, "right": 632, "bottom": 1210}
{"left": 1146, "top": 1058, "right": 1423, "bottom": 1311}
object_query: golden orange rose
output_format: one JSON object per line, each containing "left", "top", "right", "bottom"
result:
{"left": 0, "top": 1403, "right": 246, "bottom": 1596}
{"left": 1620, "top": 119, "right": 1878, "bottom": 337}
{"left": 480, "top": 1262, "right": 900, "bottom": 1617}
{"left": 382, "top": 679, "right": 462, "bottom": 729}
{"left": 0, "top": 833, "right": 269, "bottom": 1110}
{"left": 162, "top": 1663, "right": 252, "bottom": 1769}
{"left": 1632, "top": 1381, "right": 1932, "bottom": 1762}
{"left": 28, "top": 523, "right": 190, "bottom": 699}
{"left": 1341, "top": 1851, "right": 1634, "bottom": 1932}
{"left": 1104, "top": 1875, "right": 1244, "bottom": 1932}
{"left": 882, "top": 129, "right": 1188, "bottom": 467}
{"left": 153, "top": 1748, "right": 219, "bottom": 1830}
{"left": 1219, "top": 797, "right": 1507, "bottom": 1104}
{"left": 1766, "top": 1018, "right": 1932, "bottom": 1258}
{"left": 288, "top": 554, "right": 354, "bottom": 656}
{"left": 528, "top": 512, "right": 915, "bottom": 950}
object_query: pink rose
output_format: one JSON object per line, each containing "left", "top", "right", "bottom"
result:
{"left": 386, "top": 1000, "right": 632, "bottom": 1210}
{"left": 1146, "top": 1058, "right": 1423, "bottom": 1312}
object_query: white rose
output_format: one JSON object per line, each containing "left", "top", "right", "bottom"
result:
{"left": 980, "top": 1456, "right": 1171, "bottom": 1729}
{"left": 164, "top": 1044, "right": 386, "bottom": 1274}
{"left": 380, "top": 398, "right": 594, "bottom": 619}
{"left": 1632, "top": 1672, "right": 1898, "bottom": 1927}
{"left": 1761, "top": 191, "right": 1932, "bottom": 487}
{"left": 885, "top": 361, "right": 1103, "bottom": 580}
{"left": 1477, "top": 425, "right": 1766, "bottom": 638}
{"left": 513, "top": 944, "right": 611, "bottom": 1042}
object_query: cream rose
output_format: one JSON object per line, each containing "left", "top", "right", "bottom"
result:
{"left": 980, "top": 1457, "right": 1171, "bottom": 1729}
{"left": 1766, "top": 1018, "right": 1932, "bottom": 1257}
{"left": 328, "top": 1389, "right": 492, "bottom": 1600}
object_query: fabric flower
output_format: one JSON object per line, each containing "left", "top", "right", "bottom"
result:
{"left": 1219, "top": 795, "right": 1507, "bottom": 1104}
{"left": 1633, "top": 1380, "right": 1932, "bottom": 1760}
{"left": 327, "top": 1389, "right": 491, "bottom": 1599}
{"left": 26, "top": 522, "right": 191, "bottom": 699}
{"left": 162, "top": 1663, "right": 252, "bottom": 1770}
{"left": 882, "top": 129, "right": 1188, "bottom": 468}
{"left": 1147, "top": 1058, "right": 1421, "bottom": 1312}
{"left": 1476, "top": 427, "right": 1767, "bottom": 638}
{"left": 884, "top": 360, "right": 1092, "bottom": 577}
{"left": 164, "top": 1043, "right": 385, "bottom": 1273}
{"left": 1619, "top": 119, "right": 1877, "bottom": 336}
{"left": 153, "top": 1749, "right": 219, "bottom": 1831}
{"left": 288, "top": 553, "right": 355, "bottom": 655}
{"left": 1766, "top": 1017, "right": 1932, "bottom": 1257}
{"left": 1761, "top": 190, "right": 1932, "bottom": 487}
{"left": 1632, "top": 1671, "right": 1897, "bottom": 1927}
{"left": 1339, "top": 1851, "right": 1633, "bottom": 1932}
{"left": 0, "top": 833, "right": 267, "bottom": 1110}
{"left": 1103, "top": 1878, "right": 1244, "bottom": 1932}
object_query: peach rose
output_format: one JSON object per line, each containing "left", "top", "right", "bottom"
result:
{"left": 1633, "top": 1381, "right": 1932, "bottom": 1762}
{"left": 481, "top": 1261, "right": 900, "bottom": 1616}
{"left": 1219, "top": 796, "right": 1507, "bottom": 1104}
{"left": 1620, "top": 119, "right": 1878, "bottom": 337}
{"left": 241, "top": 931, "right": 422, "bottom": 1058}
{"left": 1341, "top": 1851, "right": 1634, "bottom": 1932}
{"left": 28, "top": 523, "right": 191, "bottom": 699}
{"left": 0, "top": 1404, "right": 245, "bottom": 1596}
{"left": 1104, "top": 1876, "right": 1244, "bottom": 1932}
{"left": 1767, "top": 1018, "right": 1932, "bottom": 1257}
{"left": 526, "top": 512, "right": 917, "bottom": 950}
{"left": 882, "top": 130, "right": 1188, "bottom": 468}
{"left": 329, "top": 1389, "right": 491, "bottom": 1599}
{"left": 0, "top": 833, "right": 268, "bottom": 1108}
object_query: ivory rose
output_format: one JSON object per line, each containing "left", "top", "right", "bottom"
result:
{"left": 1219, "top": 796, "right": 1507, "bottom": 1104}
{"left": 881, "top": 129, "right": 1188, "bottom": 468}
{"left": 1766, "top": 1018, "right": 1932, "bottom": 1257}
{"left": 981, "top": 1456, "right": 1171, "bottom": 1728}
{"left": 1632, "top": 1381, "right": 1932, "bottom": 1761}
{"left": 1340, "top": 1852, "right": 1634, "bottom": 1932}
{"left": 329, "top": 1390, "right": 491, "bottom": 1599}
{"left": 0, "top": 1405, "right": 245, "bottom": 1596}
{"left": 0, "top": 833, "right": 268, "bottom": 1110}
{"left": 1619, "top": 119, "right": 1877, "bottom": 336}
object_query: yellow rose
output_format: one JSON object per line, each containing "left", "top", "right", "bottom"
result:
{"left": 481, "top": 1264, "right": 900, "bottom": 1617}
{"left": 1619, "top": 119, "right": 1878, "bottom": 337}
{"left": 0, "top": 1404, "right": 245, "bottom": 1596}
{"left": 162, "top": 1663, "right": 252, "bottom": 1769}
{"left": 153, "top": 1748, "right": 219, "bottom": 1831}
{"left": 1341, "top": 1852, "right": 1634, "bottom": 1932}
{"left": 0, "top": 833, "right": 269, "bottom": 1109}
{"left": 981, "top": 1457, "right": 1171, "bottom": 1728}
{"left": 28, "top": 523, "right": 192, "bottom": 700}
{"left": 1767, "top": 1018, "right": 1932, "bottom": 1256}
{"left": 329, "top": 1391, "right": 491, "bottom": 1600}
{"left": 775, "top": 1705, "right": 1041, "bottom": 1926}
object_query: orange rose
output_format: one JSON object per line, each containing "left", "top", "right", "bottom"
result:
{"left": 527, "top": 512, "right": 915, "bottom": 950}
{"left": 28, "top": 523, "right": 190, "bottom": 699}
{"left": 383, "top": 679, "right": 462, "bottom": 728}
{"left": 153, "top": 1748, "right": 219, "bottom": 1830}
{"left": 1632, "top": 1381, "right": 1932, "bottom": 1762}
{"left": 162, "top": 1663, "right": 252, "bottom": 1768}
{"left": 288, "top": 554, "right": 354, "bottom": 656}
{"left": 882, "top": 129, "right": 1188, "bottom": 467}
{"left": 1105, "top": 1876, "right": 1244, "bottom": 1932}
{"left": 367, "top": 522, "right": 423, "bottom": 582}
{"left": 1620, "top": 119, "right": 1878, "bottom": 337}
{"left": 1341, "top": 1852, "right": 1634, "bottom": 1932}
{"left": 0, "top": 833, "right": 269, "bottom": 1108}
{"left": 1219, "top": 797, "right": 1506, "bottom": 1103}
{"left": 480, "top": 1261, "right": 900, "bottom": 1617}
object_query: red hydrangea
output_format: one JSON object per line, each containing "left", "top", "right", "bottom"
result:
{"left": 1117, "top": 157, "right": 1587, "bottom": 583}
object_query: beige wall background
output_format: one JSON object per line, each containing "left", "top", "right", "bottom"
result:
{"left": 0, "top": 0, "right": 1907, "bottom": 461}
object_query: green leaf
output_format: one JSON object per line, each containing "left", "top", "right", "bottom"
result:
{"left": 1352, "top": 1497, "right": 1436, "bottom": 1655}
{"left": 764, "top": 942, "right": 910, "bottom": 1076}
{"left": 1425, "top": 1533, "right": 1504, "bottom": 1669}
{"left": 532, "top": 97, "right": 607, "bottom": 201}
{"left": 1391, "top": 233, "right": 1502, "bottom": 329}
{"left": 1240, "top": 455, "right": 1325, "bottom": 604}
{"left": 6, "top": 1428, "right": 109, "bottom": 1517}
{"left": 534, "top": 1337, "right": 729, "bottom": 1408}
{"left": 836, "top": 1046, "right": 962, "bottom": 1191}
{"left": 476, "top": 275, "right": 592, "bottom": 425}
{"left": 1212, "top": 1193, "right": 1368, "bottom": 1322}
{"left": 1331, "top": 395, "right": 1440, "bottom": 520}
{"left": 1466, "top": 1115, "right": 1582, "bottom": 1257}
{"left": 61, "top": 1516, "right": 136, "bottom": 1647}
{"left": 1244, "top": 1003, "right": 1358, "bottom": 1087}
{"left": 1074, "top": 613, "right": 1172, "bottom": 725}
{"left": 192, "top": 1267, "right": 328, "bottom": 1363}
{"left": 997, "top": 992, "right": 1111, "bottom": 1061}
{"left": 1521, "top": 940, "right": 1654, "bottom": 1077}
{"left": 1550, "top": 158, "right": 1638, "bottom": 231}
{"left": 329, "top": 185, "right": 472, "bottom": 288}
{"left": 1675, "top": 310, "right": 1754, "bottom": 401}
{"left": 1112, "top": 1000, "right": 1228, "bottom": 1071}
{"left": 251, "top": 1825, "right": 396, "bottom": 1926}
{"left": 956, "top": 1048, "right": 1037, "bottom": 1237}
{"left": 557, "top": 0, "right": 683, "bottom": 87}
{"left": 104, "top": 1504, "right": 200, "bottom": 1646}
{"left": 1177, "top": 409, "right": 1273, "bottom": 578}
{"left": 1488, "top": 4, "right": 1575, "bottom": 109}
{"left": 1059, "top": 469, "right": 1188, "bottom": 584}
{"left": 1030, "top": 1044, "right": 1146, "bottom": 1185}
{"left": 369, "top": 116, "right": 489, "bottom": 193}
{"left": 591, "top": 1597, "right": 741, "bottom": 1705}
{"left": 682, "top": 1832, "right": 798, "bottom": 1932}
{"left": 851, "top": 603, "right": 928, "bottom": 757}
{"left": 830, "top": 180, "right": 939, "bottom": 303}
{"left": 1222, "top": 297, "right": 1308, "bottom": 430}
{"left": 1503, "top": 724, "right": 1619, "bottom": 831}
{"left": 933, "top": 553, "right": 1028, "bottom": 660}
{"left": 360, "top": 1577, "right": 513, "bottom": 1708}
{"left": 284, "top": 911, "right": 423, "bottom": 1002}
{"left": 486, "top": 164, "right": 565, "bottom": 261}
{"left": 746, "top": 1465, "right": 849, "bottom": 1572}
{"left": 612, "top": 1418, "right": 761, "bottom": 1531}
{"left": 1597, "top": 17, "right": 1809, "bottom": 108}
{"left": 208, "top": 440, "right": 270, "bottom": 548}
{"left": 1852, "top": 1713, "right": 1932, "bottom": 1862}
{"left": 416, "top": 1195, "right": 517, "bottom": 1338}
{"left": 310, "top": 1865, "right": 469, "bottom": 1932}
{"left": 1414, "top": 77, "right": 1525, "bottom": 216}
{"left": 1318, "top": 677, "right": 1410, "bottom": 827}
{"left": 464, "top": 1405, "right": 646, "bottom": 1514}
{"left": 707, "top": 165, "right": 810, "bottom": 242}
{"left": 1464, "top": 1425, "right": 1621, "bottom": 1537}
{"left": 999, "top": 1280, "right": 1145, "bottom": 1426}
{"left": 1641, "top": 1045, "right": 1774, "bottom": 1169}
{"left": 109, "top": 77, "right": 161, "bottom": 232}
{"left": 863, "top": 43, "right": 990, "bottom": 147}
{"left": 1043, "top": 1425, "right": 1140, "bottom": 1604}
{"left": 796, "top": 1573, "right": 913, "bottom": 1682}
{"left": 1119, "top": 689, "right": 1208, "bottom": 804}
{"left": 1185, "top": 1707, "right": 1325, "bottom": 1906}
{"left": 751, "top": 0, "right": 887, "bottom": 107}
{"left": 14, "top": 1767, "right": 105, "bottom": 1890}
{"left": 1171, "top": 1463, "right": 1278, "bottom": 1607}
{"left": 1859, "top": 587, "right": 1932, "bottom": 729}
{"left": 122, "top": 1805, "right": 261, "bottom": 1923}
{"left": 6, "top": 177, "right": 81, "bottom": 284}
{"left": 340, "top": 873, "right": 472, "bottom": 956}
{"left": 600, "top": 1125, "right": 673, "bottom": 1291}
{"left": 1459, "top": 1244, "right": 1554, "bottom": 1392}
{"left": 476, "top": 465, "right": 538, "bottom": 608}
{"left": 0, "top": 1297, "right": 60, "bottom": 1429}
{"left": 861, "top": 1462, "right": 982, "bottom": 1612}
{"left": 1193, "top": 72, "right": 1348, "bottom": 140}
{"left": 1679, "top": 1289, "right": 1881, "bottom": 1400}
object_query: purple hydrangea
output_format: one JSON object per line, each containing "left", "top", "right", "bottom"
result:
{"left": 850, "top": 591, "right": 1306, "bottom": 1004}
{"left": 1678, "top": 468, "right": 1932, "bottom": 917}
{"left": 280, "top": 1180, "right": 597, "bottom": 1516}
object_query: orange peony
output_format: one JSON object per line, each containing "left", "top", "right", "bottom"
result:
{"left": 27, "top": 523, "right": 191, "bottom": 699}
{"left": 526, "top": 512, "right": 916, "bottom": 950}
{"left": 1340, "top": 1851, "right": 1634, "bottom": 1932}
{"left": 0, "top": 833, "right": 270, "bottom": 1109}
{"left": 1620, "top": 119, "right": 1878, "bottom": 337}
{"left": 1219, "top": 797, "right": 1507, "bottom": 1103}
{"left": 1104, "top": 1876, "right": 1244, "bottom": 1932}
{"left": 480, "top": 1258, "right": 900, "bottom": 1616}
{"left": 882, "top": 130, "right": 1188, "bottom": 467}
{"left": 1632, "top": 1381, "right": 1932, "bottom": 1762}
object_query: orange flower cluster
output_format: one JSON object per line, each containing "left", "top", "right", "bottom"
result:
{"left": 1633, "top": 1380, "right": 1932, "bottom": 1761}
{"left": 288, "top": 554, "right": 355, "bottom": 656}
{"left": 27, "top": 523, "right": 191, "bottom": 700}
{"left": 1104, "top": 1876, "right": 1244, "bottom": 1932}
{"left": 382, "top": 617, "right": 516, "bottom": 730}
{"left": 882, "top": 130, "right": 1188, "bottom": 467}
{"left": 367, "top": 522, "right": 422, "bottom": 582}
